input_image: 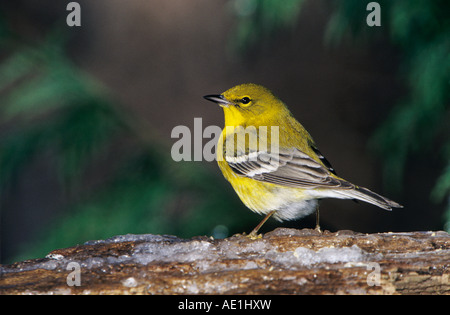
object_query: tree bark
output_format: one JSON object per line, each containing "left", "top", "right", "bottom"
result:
{"left": 1, "top": 228, "right": 449, "bottom": 295}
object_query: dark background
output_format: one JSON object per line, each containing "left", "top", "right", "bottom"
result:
{"left": 0, "top": 0, "right": 448, "bottom": 264}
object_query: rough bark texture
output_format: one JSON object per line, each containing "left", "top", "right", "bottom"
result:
{"left": 1, "top": 228, "right": 449, "bottom": 295}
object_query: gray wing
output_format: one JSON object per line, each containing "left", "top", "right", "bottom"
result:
{"left": 225, "top": 148, "right": 354, "bottom": 190}
{"left": 225, "top": 146, "right": 402, "bottom": 210}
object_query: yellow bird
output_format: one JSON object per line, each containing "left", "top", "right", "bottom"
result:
{"left": 204, "top": 83, "right": 402, "bottom": 236}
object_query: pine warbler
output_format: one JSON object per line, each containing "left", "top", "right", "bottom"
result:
{"left": 204, "top": 83, "right": 402, "bottom": 235}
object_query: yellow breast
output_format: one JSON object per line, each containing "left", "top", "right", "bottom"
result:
{"left": 216, "top": 129, "right": 309, "bottom": 215}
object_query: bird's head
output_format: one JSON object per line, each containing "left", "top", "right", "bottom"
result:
{"left": 204, "top": 83, "right": 289, "bottom": 126}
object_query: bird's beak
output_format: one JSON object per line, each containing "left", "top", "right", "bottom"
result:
{"left": 203, "top": 94, "right": 233, "bottom": 107}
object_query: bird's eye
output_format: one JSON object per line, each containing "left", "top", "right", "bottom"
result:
{"left": 241, "top": 97, "right": 251, "bottom": 104}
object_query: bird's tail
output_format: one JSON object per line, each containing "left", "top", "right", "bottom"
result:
{"left": 335, "top": 185, "right": 403, "bottom": 210}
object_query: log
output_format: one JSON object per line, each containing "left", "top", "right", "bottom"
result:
{"left": 1, "top": 228, "right": 449, "bottom": 295}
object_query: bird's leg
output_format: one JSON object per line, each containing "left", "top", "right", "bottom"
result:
{"left": 249, "top": 210, "right": 276, "bottom": 238}
{"left": 315, "top": 205, "right": 322, "bottom": 233}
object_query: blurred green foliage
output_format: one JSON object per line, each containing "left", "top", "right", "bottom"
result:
{"left": 233, "top": 0, "right": 450, "bottom": 231}
{"left": 327, "top": 0, "right": 450, "bottom": 231}
{"left": 229, "top": 0, "right": 306, "bottom": 52}
{"left": 2, "top": 0, "right": 450, "bottom": 263}
{"left": 0, "top": 38, "right": 123, "bottom": 191}
{"left": 0, "top": 29, "right": 252, "bottom": 262}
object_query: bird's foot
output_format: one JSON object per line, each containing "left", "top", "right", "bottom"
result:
{"left": 247, "top": 232, "right": 263, "bottom": 240}
{"left": 315, "top": 224, "right": 322, "bottom": 233}
{"left": 232, "top": 232, "right": 262, "bottom": 240}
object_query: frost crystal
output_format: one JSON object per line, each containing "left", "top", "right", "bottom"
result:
{"left": 0, "top": 233, "right": 371, "bottom": 275}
